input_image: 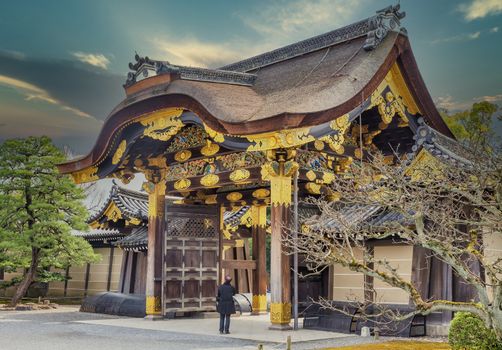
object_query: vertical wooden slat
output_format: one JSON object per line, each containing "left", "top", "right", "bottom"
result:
{"left": 106, "top": 246, "right": 115, "bottom": 292}
{"left": 84, "top": 263, "right": 91, "bottom": 296}
{"left": 118, "top": 250, "right": 128, "bottom": 293}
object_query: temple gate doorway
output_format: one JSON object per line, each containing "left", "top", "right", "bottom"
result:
{"left": 163, "top": 205, "right": 220, "bottom": 315}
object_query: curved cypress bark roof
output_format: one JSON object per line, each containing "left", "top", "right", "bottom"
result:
{"left": 58, "top": 4, "right": 452, "bottom": 175}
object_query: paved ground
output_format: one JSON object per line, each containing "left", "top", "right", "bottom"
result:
{"left": 0, "top": 307, "right": 384, "bottom": 350}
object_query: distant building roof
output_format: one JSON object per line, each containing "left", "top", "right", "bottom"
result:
{"left": 72, "top": 228, "right": 124, "bottom": 241}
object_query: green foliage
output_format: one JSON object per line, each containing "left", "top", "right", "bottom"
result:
{"left": 441, "top": 101, "right": 499, "bottom": 152}
{"left": 448, "top": 312, "right": 502, "bottom": 350}
{"left": 0, "top": 136, "right": 98, "bottom": 292}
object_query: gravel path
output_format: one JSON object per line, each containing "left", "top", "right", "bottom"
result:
{"left": 0, "top": 308, "right": 433, "bottom": 350}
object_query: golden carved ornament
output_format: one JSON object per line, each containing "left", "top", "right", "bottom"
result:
{"left": 105, "top": 202, "right": 122, "bottom": 222}
{"left": 204, "top": 194, "right": 217, "bottom": 204}
{"left": 372, "top": 90, "right": 408, "bottom": 126}
{"left": 354, "top": 148, "right": 363, "bottom": 159}
{"left": 70, "top": 166, "right": 99, "bottom": 184}
{"left": 140, "top": 108, "right": 184, "bottom": 141}
{"left": 200, "top": 173, "right": 219, "bottom": 187}
{"left": 174, "top": 150, "right": 191, "bottom": 163}
{"left": 246, "top": 128, "right": 314, "bottom": 152}
{"left": 126, "top": 217, "right": 142, "bottom": 226}
{"left": 314, "top": 140, "right": 325, "bottom": 151}
{"left": 327, "top": 190, "right": 342, "bottom": 202}
{"left": 270, "top": 302, "right": 292, "bottom": 324}
{"left": 250, "top": 204, "right": 267, "bottom": 228}
{"left": 148, "top": 156, "right": 167, "bottom": 168}
{"left": 226, "top": 192, "right": 243, "bottom": 202}
{"left": 146, "top": 296, "right": 162, "bottom": 315}
{"left": 306, "top": 170, "right": 317, "bottom": 181}
{"left": 322, "top": 172, "right": 335, "bottom": 184}
{"left": 261, "top": 160, "right": 298, "bottom": 206}
{"left": 112, "top": 140, "right": 127, "bottom": 165}
{"left": 200, "top": 141, "right": 220, "bottom": 156}
{"left": 252, "top": 188, "right": 270, "bottom": 199}
{"left": 320, "top": 114, "right": 351, "bottom": 153}
{"left": 203, "top": 123, "right": 225, "bottom": 143}
{"left": 229, "top": 169, "right": 250, "bottom": 182}
{"left": 364, "top": 130, "right": 382, "bottom": 145}
{"left": 174, "top": 178, "right": 191, "bottom": 190}
{"left": 331, "top": 113, "right": 350, "bottom": 129}
{"left": 305, "top": 182, "right": 321, "bottom": 194}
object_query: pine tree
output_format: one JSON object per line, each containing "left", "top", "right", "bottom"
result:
{"left": 0, "top": 136, "right": 97, "bottom": 306}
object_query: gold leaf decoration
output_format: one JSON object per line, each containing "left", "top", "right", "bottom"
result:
{"left": 174, "top": 178, "right": 191, "bottom": 190}
{"left": 70, "top": 166, "right": 99, "bottom": 184}
{"left": 314, "top": 140, "right": 324, "bottom": 151}
{"left": 252, "top": 188, "right": 270, "bottom": 199}
{"left": 200, "top": 174, "right": 219, "bottom": 187}
{"left": 226, "top": 192, "right": 243, "bottom": 202}
{"left": 229, "top": 169, "right": 250, "bottom": 182}
{"left": 112, "top": 140, "right": 127, "bottom": 165}
{"left": 306, "top": 170, "right": 317, "bottom": 181}
{"left": 140, "top": 108, "right": 184, "bottom": 141}
{"left": 203, "top": 123, "right": 225, "bottom": 143}
{"left": 174, "top": 150, "right": 191, "bottom": 163}
{"left": 200, "top": 141, "right": 220, "bottom": 156}
{"left": 322, "top": 172, "right": 335, "bottom": 184}
{"left": 305, "top": 182, "right": 321, "bottom": 194}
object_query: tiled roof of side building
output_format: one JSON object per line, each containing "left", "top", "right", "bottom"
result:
{"left": 72, "top": 228, "right": 124, "bottom": 241}
{"left": 411, "top": 118, "right": 474, "bottom": 167}
{"left": 87, "top": 181, "right": 148, "bottom": 223}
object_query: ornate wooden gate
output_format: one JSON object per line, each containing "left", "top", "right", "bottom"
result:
{"left": 163, "top": 205, "right": 220, "bottom": 314}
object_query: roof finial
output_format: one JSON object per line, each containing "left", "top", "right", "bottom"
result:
{"left": 364, "top": 3, "right": 406, "bottom": 51}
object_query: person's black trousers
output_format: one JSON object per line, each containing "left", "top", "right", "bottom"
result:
{"left": 219, "top": 313, "right": 231, "bottom": 332}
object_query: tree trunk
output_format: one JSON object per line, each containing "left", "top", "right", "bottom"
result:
{"left": 9, "top": 248, "right": 39, "bottom": 306}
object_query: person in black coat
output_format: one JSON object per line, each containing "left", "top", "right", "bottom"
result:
{"left": 216, "top": 275, "right": 236, "bottom": 334}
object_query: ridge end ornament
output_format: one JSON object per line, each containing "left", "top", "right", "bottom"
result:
{"left": 364, "top": 4, "right": 406, "bottom": 51}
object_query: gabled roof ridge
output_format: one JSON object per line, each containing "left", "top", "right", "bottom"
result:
{"left": 219, "top": 4, "right": 406, "bottom": 73}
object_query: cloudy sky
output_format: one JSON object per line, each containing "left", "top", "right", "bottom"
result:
{"left": 1, "top": 0, "right": 501, "bottom": 154}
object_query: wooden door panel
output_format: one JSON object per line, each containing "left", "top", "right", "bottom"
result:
{"left": 202, "top": 251, "right": 217, "bottom": 267}
{"left": 164, "top": 205, "right": 220, "bottom": 314}
{"left": 185, "top": 250, "right": 200, "bottom": 268}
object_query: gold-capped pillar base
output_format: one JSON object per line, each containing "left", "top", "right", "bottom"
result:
{"left": 145, "top": 295, "right": 162, "bottom": 320}
{"left": 251, "top": 294, "right": 268, "bottom": 315}
{"left": 269, "top": 302, "right": 292, "bottom": 330}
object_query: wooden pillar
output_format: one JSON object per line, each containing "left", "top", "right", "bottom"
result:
{"left": 251, "top": 204, "right": 267, "bottom": 314}
{"left": 263, "top": 151, "right": 297, "bottom": 330}
{"left": 145, "top": 177, "right": 166, "bottom": 319}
